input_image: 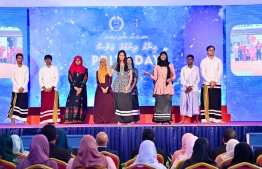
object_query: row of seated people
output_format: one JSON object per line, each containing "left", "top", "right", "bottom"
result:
{"left": 1, "top": 126, "right": 262, "bottom": 169}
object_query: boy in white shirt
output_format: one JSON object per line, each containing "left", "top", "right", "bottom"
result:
{"left": 180, "top": 54, "right": 200, "bottom": 123}
{"left": 8, "top": 53, "right": 29, "bottom": 125}
{"left": 39, "top": 55, "right": 60, "bottom": 124}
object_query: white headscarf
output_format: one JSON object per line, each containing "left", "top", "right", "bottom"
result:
{"left": 220, "top": 139, "right": 239, "bottom": 160}
{"left": 133, "top": 140, "right": 166, "bottom": 169}
{"left": 11, "top": 135, "right": 29, "bottom": 155}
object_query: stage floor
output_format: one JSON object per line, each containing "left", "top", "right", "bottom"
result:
{"left": 1, "top": 121, "right": 262, "bottom": 128}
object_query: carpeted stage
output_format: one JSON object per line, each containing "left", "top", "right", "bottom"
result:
{"left": 1, "top": 122, "right": 262, "bottom": 163}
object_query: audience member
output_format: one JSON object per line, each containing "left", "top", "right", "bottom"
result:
{"left": 171, "top": 133, "right": 194, "bottom": 165}
{"left": 132, "top": 140, "right": 166, "bottom": 169}
{"left": 11, "top": 135, "right": 29, "bottom": 155}
{"left": 171, "top": 135, "right": 198, "bottom": 169}
{"left": 215, "top": 139, "right": 239, "bottom": 165}
{"left": 212, "top": 129, "right": 237, "bottom": 159}
{"left": 0, "top": 134, "right": 23, "bottom": 165}
{"left": 224, "top": 142, "right": 254, "bottom": 169}
{"left": 41, "top": 124, "right": 71, "bottom": 163}
{"left": 16, "top": 134, "right": 58, "bottom": 169}
{"left": 130, "top": 129, "right": 166, "bottom": 164}
{"left": 66, "top": 135, "right": 116, "bottom": 169}
{"left": 96, "top": 132, "right": 118, "bottom": 156}
{"left": 55, "top": 128, "right": 72, "bottom": 153}
{"left": 179, "top": 138, "right": 217, "bottom": 169}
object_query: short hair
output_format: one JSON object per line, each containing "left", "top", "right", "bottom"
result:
{"left": 142, "top": 129, "right": 155, "bottom": 141}
{"left": 187, "top": 54, "right": 194, "bottom": 59}
{"left": 206, "top": 45, "right": 215, "bottom": 51}
{"left": 44, "top": 55, "right": 52, "bottom": 60}
{"left": 41, "top": 124, "right": 57, "bottom": 142}
{"left": 16, "top": 53, "right": 23, "bottom": 59}
{"left": 223, "top": 129, "right": 237, "bottom": 142}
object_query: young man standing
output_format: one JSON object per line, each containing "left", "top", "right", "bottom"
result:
{"left": 200, "top": 46, "right": 223, "bottom": 123}
{"left": 8, "top": 53, "right": 29, "bottom": 125}
{"left": 180, "top": 54, "right": 200, "bottom": 123}
{"left": 39, "top": 55, "right": 60, "bottom": 124}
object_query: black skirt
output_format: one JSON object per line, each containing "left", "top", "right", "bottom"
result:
{"left": 114, "top": 93, "right": 135, "bottom": 123}
{"left": 7, "top": 92, "right": 28, "bottom": 121}
{"left": 200, "top": 85, "right": 222, "bottom": 122}
{"left": 153, "top": 94, "right": 172, "bottom": 122}
{"left": 131, "top": 95, "right": 140, "bottom": 122}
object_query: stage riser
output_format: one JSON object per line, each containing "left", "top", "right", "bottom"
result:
{"left": 0, "top": 125, "right": 259, "bottom": 163}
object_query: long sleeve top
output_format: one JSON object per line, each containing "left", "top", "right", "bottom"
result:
{"left": 39, "top": 65, "right": 59, "bottom": 91}
{"left": 180, "top": 65, "right": 200, "bottom": 92}
{"left": 11, "top": 64, "right": 29, "bottom": 93}
{"left": 200, "top": 56, "right": 223, "bottom": 85}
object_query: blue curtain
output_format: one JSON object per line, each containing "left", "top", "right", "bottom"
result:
{"left": 1, "top": 125, "right": 262, "bottom": 163}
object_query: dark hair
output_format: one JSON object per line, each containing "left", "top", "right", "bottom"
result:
{"left": 187, "top": 54, "right": 194, "bottom": 59}
{"left": 116, "top": 50, "right": 128, "bottom": 72}
{"left": 41, "top": 124, "right": 57, "bottom": 142}
{"left": 127, "top": 57, "right": 135, "bottom": 69}
{"left": 230, "top": 142, "right": 254, "bottom": 165}
{"left": 142, "top": 129, "right": 155, "bottom": 141}
{"left": 206, "top": 45, "right": 215, "bottom": 51}
{"left": 44, "top": 55, "right": 52, "bottom": 60}
{"left": 223, "top": 129, "right": 237, "bottom": 142}
{"left": 16, "top": 53, "right": 23, "bottom": 59}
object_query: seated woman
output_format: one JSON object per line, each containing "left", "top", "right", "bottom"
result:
{"left": 16, "top": 134, "right": 58, "bottom": 169}
{"left": 55, "top": 128, "right": 72, "bottom": 153}
{"left": 11, "top": 135, "right": 29, "bottom": 155}
{"left": 66, "top": 135, "right": 116, "bottom": 169}
{"left": 0, "top": 134, "right": 23, "bottom": 165}
{"left": 131, "top": 140, "right": 166, "bottom": 169}
{"left": 171, "top": 136, "right": 198, "bottom": 169}
{"left": 179, "top": 138, "right": 218, "bottom": 169}
{"left": 215, "top": 139, "right": 239, "bottom": 165}
{"left": 171, "top": 133, "right": 194, "bottom": 165}
{"left": 224, "top": 142, "right": 254, "bottom": 169}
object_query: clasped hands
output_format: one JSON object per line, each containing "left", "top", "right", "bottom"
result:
{"left": 74, "top": 87, "right": 82, "bottom": 96}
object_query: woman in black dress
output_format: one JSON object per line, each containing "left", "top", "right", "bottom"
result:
{"left": 64, "top": 56, "right": 88, "bottom": 124}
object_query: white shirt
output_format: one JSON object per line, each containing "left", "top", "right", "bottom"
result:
{"left": 180, "top": 65, "right": 200, "bottom": 92}
{"left": 39, "top": 65, "right": 59, "bottom": 91}
{"left": 200, "top": 56, "right": 223, "bottom": 85}
{"left": 11, "top": 64, "right": 29, "bottom": 93}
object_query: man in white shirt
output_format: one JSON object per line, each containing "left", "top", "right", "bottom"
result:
{"left": 200, "top": 46, "right": 223, "bottom": 123}
{"left": 180, "top": 54, "right": 200, "bottom": 123}
{"left": 8, "top": 53, "right": 29, "bottom": 125}
{"left": 39, "top": 55, "right": 60, "bottom": 124}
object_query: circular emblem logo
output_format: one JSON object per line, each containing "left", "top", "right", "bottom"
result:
{"left": 109, "top": 16, "right": 124, "bottom": 31}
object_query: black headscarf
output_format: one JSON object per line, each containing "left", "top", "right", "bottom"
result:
{"left": 0, "top": 134, "right": 18, "bottom": 162}
{"left": 179, "top": 138, "right": 217, "bottom": 169}
{"left": 229, "top": 142, "right": 254, "bottom": 167}
{"left": 157, "top": 51, "right": 171, "bottom": 86}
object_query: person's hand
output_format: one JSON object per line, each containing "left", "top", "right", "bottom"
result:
{"left": 18, "top": 87, "right": 24, "bottom": 93}
{"left": 124, "top": 85, "right": 130, "bottom": 93}
{"left": 210, "top": 81, "right": 216, "bottom": 88}
{"left": 143, "top": 71, "right": 150, "bottom": 76}
{"left": 101, "top": 88, "right": 106, "bottom": 94}
{"left": 187, "top": 86, "right": 193, "bottom": 91}
{"left": 166, "top": 78, "right": 172, "bottom": 83}
{"left": 47, "top": 88, "right": 53, "bottom": 92}
{"left": 76, "top": 88, "right": 82, "bottom": 96}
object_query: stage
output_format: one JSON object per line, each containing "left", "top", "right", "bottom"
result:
{"left": 1, "top": 122, "right": 262, "bottom": 163}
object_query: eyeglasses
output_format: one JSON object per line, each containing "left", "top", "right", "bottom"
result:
{"left": 208, "top": 50, "right": 215, "bottom": 51}
{"left": 75, "top": 60, "right": 81, "bottom": 61}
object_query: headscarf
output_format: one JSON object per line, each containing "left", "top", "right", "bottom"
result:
{"left": 0, "top": 134, "right": 18, "bottom": 162}
{"left": 98, "top": 57, "right": 108, "bottom": 84}
{"left": 55, "top": 129, "right": 71, "bottom": 153}
{"left": 72, "top": 135, "right": 108, "bottom": 168}
{"left": 157, "top": 51, "right": 171, "bottom": 86}
{"left": 172, "top": 133, "right": 194, "bottom": 161}
{"left": 133, "top": 140, "right": 166, "bottom": 169}
{"left": 184, "top": 136, "right": 198, "bottom": 157}
{"left": 27, "top": 134, "right": 50, "bottom": 164}
{"left": 184, "top": 138, "right": 215, "bottom": 165}
{"left": 69, "top": 55, "right": 86, "bottom": 74}
{"left": 11, "top": 135, "right": 29, "bottom": 156}
{"left": 229, "top": 142, "right": 254, "bottom": 166}
{"left": 220, "top": 139, "right": 239, "bottom": 160}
